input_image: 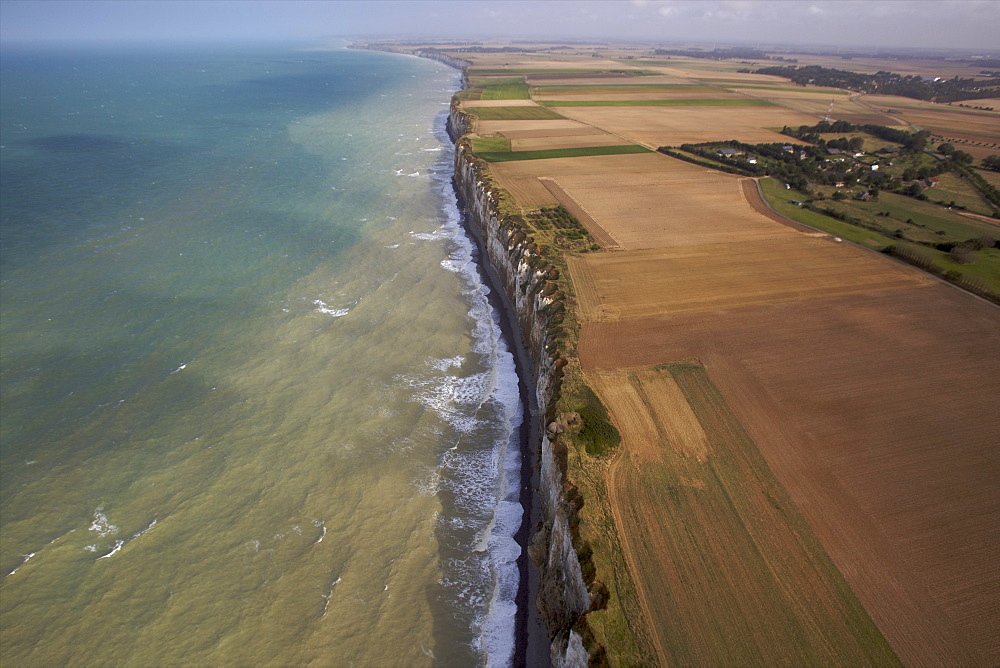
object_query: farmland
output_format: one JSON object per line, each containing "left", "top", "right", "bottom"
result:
{"left": 538, "top": 98, "right": 776, "bottom": 107}
{"left": 578, "top": 283, "right": 1000, "bottom": 666}
{"left": 473, "top": 144, "right": 651, "bottom": 163}
{"left": 444, "top": 42, "right": 1000, "bottom": 666}
{"left": 589, "top": 364, "right": 899, "bottom": 665}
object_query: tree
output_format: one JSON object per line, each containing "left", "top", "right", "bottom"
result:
{"left": 951, "top": 150, "right": 974, "bottom": 165}
{"left": 982, "top": 155, "right": 1000, "bottom": 171}
{"left": 938, "top": 142, "right": 955, "bottom": 155}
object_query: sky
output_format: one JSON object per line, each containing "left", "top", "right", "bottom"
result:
{"left": 1, "top": 0, "right": 998, "bottom": 52}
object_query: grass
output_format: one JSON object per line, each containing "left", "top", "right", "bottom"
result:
{"left": 759, "top": 178, "right": 1000, "bottom": 295}
{"left": 538, "top": 98, "right": 776, "bottom": 107}
{"left": 574, "top": 385, "right": 621, "bottom": 457}
{"left": 822, "top": 191, "right": 994, "bottom": 242}
{"left": 471, "top": 136, "right": 511, "bottom": 153}
{"left": 476, "top": 145, "right": 652, "bottom": 162}
{"left": 759, "top": 178, "right": 897, "bottom": 248}
{"left": 922, "top": 171, "right": 998, "bottom": 215}
{"left": 481, "top": 82, "right": 530, "bottom": 100}
{"left": 463, "top": 106, "right": 565, "bottom": 121}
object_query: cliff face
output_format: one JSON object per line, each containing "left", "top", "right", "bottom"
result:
{"left": 449, "top": 108, "right": 593, "bottom": 667}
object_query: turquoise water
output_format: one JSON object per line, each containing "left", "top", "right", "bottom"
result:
{"left": 0, "top": 44, "right": 522, "bottom": 665}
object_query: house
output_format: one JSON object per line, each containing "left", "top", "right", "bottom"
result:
{"left": 871, "top": 164, "right": 880, "bottom": 171}
{"left": 783, "top": 145, "right": 795, "bottom": 153}
{"left": 718, "top": 148, "right": 739, "bottom": 157}
{"left": 835, "top": 181, "right": 846, "bottom": 187}
{"left": 789, "top": 200, "right": 803, "bottom": 206}
{"left": 827, "top": 148, "right": 843, "bottom": 155}
{"left": 747, "top": 157, "right": 758, "bottom": 164}
{"left": 856, "top": 192, "right": 872, "bottom": 201}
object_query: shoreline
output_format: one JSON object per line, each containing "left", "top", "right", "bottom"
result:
{"left": 458, "top": 182, "right": 550, "bottom": 668}
{"left": 425, "top": 54, "right": 549, "bottom": 666}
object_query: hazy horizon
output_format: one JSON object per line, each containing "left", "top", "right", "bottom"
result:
{"left": 1, "top": 0, "right": 998, "bottom": 53}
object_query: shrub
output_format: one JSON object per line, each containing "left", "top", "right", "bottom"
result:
{"left": 575, "top": 385, "right": 621, "bottom": 457}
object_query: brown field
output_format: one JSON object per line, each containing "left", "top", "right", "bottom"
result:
{"left": 474, "top": 119, "right": 596, "bottom": 136}
{"left": 578, "top": 270, "right": 1000, "bottom": 665}
{"left": 511, "top": 133, "right": 625, "bottom": 151}
{"left": 491, "top": 152, "right": 804, "bottom": 249}
{"left": 863, "top": 95, "right": 1000, "bottom": 145}
{"left": 536, "top": 89, "right": 747, "bottom": 102}
{"left": 444, "top": 42, "right": 1000, "bottom": 665}
{"left": 641, "top": 64, "right": 786, "bottom": 82}
{"left": 730, "top": 88, "right": 900, "bottom": 125}
{"left": 537, "top": 178, "right": 622, "bottom": 250}
{"left": 549, "top": 105, "right": 818, "bottom": 147}
{"left": 467, "top": 55, "right": 639, "bottom": 71}
{"left": 590, "top": 364, "right": 899, "bottom": 665}
{"left": 568, "top": 236, "right": 931, "bottom": 320}
{"left": 531, "top": 84, "right": 719, "bottom": 96}
{"left": 783, "top": 53, "right": 996, "bottom": 80}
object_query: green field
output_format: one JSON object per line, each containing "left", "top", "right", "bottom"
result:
{"left": 476, "top": 144, "right": 652, "bottom": 162}
{"left": 759, "top": 178, "right": 1000, "bottom": 295}
{"left": 471, "top": 136, "right": 512, "bottom": 153}
{"left": 760, "top": 178, "right": 897, "bottom": 247}
{"left": 481, "top": 82, "right": 530, "bottom": 100}
{"left": 923, "top": 172, "right": 998, "bottom": 215}
{"left": 464, "top": 105, "right": 565, "bottom": 120}
{"left": 538, "top": 98, "right": 776, "bottom": 107}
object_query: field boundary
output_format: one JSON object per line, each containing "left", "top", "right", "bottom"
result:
{"left": 476, "top": 144, "right": 652, "bottom": 162}
{"left": 538, "top": 178, "right": 624, "bottom": 250}
{"left": 539, "top": 98, "right": 777, "bottom": 107}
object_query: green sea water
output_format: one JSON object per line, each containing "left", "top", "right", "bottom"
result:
{"left": 1, "top": 44, "right": 523, "bottom": 665}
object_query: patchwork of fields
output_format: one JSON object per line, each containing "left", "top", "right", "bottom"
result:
{"left": 452, "top": 46, "right": 1000, "bottom": 666}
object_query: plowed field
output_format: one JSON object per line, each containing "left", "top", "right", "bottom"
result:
{"left": 579, "top": 283, "right": 1000, "bottom": 666}
{"left": 591, "top": 364, "right": 899, "bottom": 665}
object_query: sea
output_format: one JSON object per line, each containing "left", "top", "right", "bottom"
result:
{"left": 0, "top": 42, "right": 524, "bottom": 666}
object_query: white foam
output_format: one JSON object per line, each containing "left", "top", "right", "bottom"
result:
{"left": 312, "top": 299, "right": 351, "bottom": 318}
{"left": 89, "top": 507, "right": 119, "bottom": 538}
{"left": 96, "top": 539, "right": 124, "bottom": 560}
{"left": 7, "top": 552, "right": 35, "bottom": 576}
{"left": 410, "top": 227, "right": 449, "bottom": 241}
{"left": 416, "top": 106, "right": 525, "bottom": 666}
